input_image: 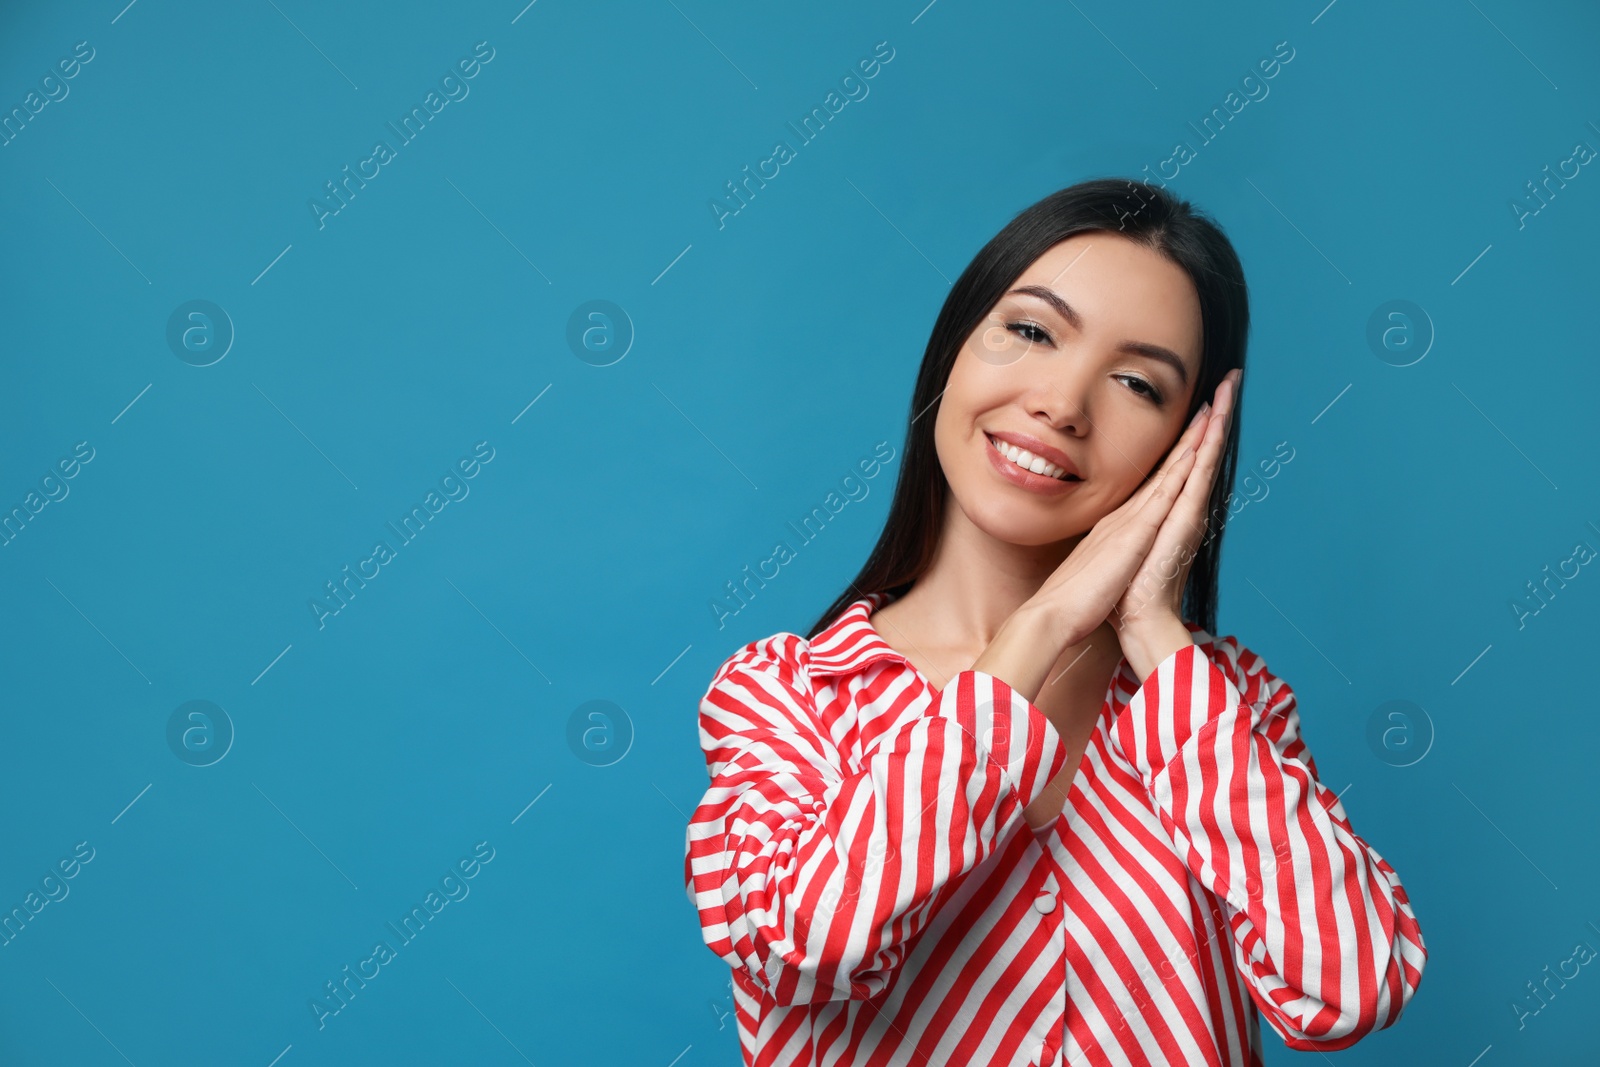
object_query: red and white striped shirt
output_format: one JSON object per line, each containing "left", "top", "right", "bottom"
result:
{"left": 683, "top": 592, "right": 1426, "bottom": 1066}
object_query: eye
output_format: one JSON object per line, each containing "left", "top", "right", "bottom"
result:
{"left": 1116, "top": 374, "right": 1164, "bottom": 404}
{"left": 1006, "top": 320, "right": 1053, "bottom": 345}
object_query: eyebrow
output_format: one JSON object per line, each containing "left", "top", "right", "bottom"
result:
{"left": 1007, "top": 284, "right": 1191, "bottom": 387}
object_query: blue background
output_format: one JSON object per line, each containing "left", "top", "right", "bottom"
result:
{"left": 2, "top": 0, "right": 1597, "bottom": 1063}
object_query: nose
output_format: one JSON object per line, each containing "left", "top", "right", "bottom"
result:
{"left": 1029, "top": 363, "right": 1095, "bottom": 437}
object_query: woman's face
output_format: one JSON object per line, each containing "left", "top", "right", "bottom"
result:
{"left": 933, "top": 232, "right": 1206, "bottom": 546}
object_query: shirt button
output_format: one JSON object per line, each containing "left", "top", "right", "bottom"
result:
{"left": 1034, "top": 892, "right": 1057, "bottom": 914}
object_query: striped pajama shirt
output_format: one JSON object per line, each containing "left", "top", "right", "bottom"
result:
{"left": 684, "top": 592, "right": 1425, "bottom": 1066}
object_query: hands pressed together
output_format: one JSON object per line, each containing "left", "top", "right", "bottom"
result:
{"left": 1026, "top": 367, "right": 1241, "bottom": 682}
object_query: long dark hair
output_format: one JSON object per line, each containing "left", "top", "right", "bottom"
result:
{"left": 807, "top": 177, "right": 1250, "bottom": 639}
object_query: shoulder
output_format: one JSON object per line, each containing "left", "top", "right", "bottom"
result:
{"left": 704, "top": 630, "right": 815, "bottom": 700}
{"left": 697, "top": 632, "right": 833, "bottom": 757}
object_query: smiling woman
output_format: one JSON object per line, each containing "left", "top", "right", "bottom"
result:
{"left": 684, "top": 178, "right": 1426, "bottom": 1066}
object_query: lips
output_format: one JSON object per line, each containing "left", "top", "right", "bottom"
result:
{"left": 983, "top": 432, "right": 1084, "bottom": 495}
{"left": 984, "top": 431, "right": 1082, "bottom": 481}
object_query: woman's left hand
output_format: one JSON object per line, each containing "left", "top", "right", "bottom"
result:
{"left": 1111, "top": 369, "right": 1239, "bottom": 669}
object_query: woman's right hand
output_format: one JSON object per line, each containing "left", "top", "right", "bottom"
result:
{"left": 1026, "top": 402, "right": 1213, "bottom": 649}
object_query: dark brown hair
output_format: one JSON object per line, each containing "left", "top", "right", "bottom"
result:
{"left": 807, "top": 177, "right": 1250, "bottom": 639}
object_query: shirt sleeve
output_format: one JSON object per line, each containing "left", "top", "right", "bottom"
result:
{"left": 1111, "top": 634, "right": 1427, "bottom": 1051}
{"left": 683, "top": 634, "right": 1069, "bottom": 1006}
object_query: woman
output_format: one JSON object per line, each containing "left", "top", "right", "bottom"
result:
{"left": 683, "top": 179, "right": 1425, "bottom": 1066}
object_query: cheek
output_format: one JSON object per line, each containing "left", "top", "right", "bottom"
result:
{"left": 1094, "top": 414, "right": 1183, "bottom": 496}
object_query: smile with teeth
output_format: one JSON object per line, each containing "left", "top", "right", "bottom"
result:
{"left": 987, "top": 433, "right": 1080, "bottom": 481}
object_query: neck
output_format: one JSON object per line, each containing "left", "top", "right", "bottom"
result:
{"left": 888, "top": 492, "right": 1104, "bottom": 657}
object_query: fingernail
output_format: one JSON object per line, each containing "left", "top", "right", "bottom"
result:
{"left": 1189, "top": 403, "right": 1209, "bottom": 427}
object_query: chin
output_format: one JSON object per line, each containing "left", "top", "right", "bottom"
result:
{"left": 961, "top": 490, "right": 1096, "bottom": 547}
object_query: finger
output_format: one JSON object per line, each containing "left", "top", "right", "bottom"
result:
{"left": 1133, "top": 440, "right": 1198, "bottom": 527}
{"left": 1144, "top": 372, "right": 1235, "bottom": 515}
{"left": 1121, "top": 405, "right": 1210, "bottom": 515}
{"left": 1156, "top": 377, "right": 1235, "bottom": 547}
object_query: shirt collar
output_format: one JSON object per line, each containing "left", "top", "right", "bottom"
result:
{"left": 807, "top": 589, "right": 1152, "bottom": 694}
{"left": 806, "top": 590, "right": 913, "bottom": 680}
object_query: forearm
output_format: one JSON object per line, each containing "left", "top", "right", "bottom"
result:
{"left": 1113, "top": 641, "right": 1427, "bottom": 1044}
{"left": 691, "top": 662, "right": 1069, "bottom": 1004}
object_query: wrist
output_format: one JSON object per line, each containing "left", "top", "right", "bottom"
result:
{"left": 1021, "top": 594, "right": 1090, "bottom": 649}
{"left": 1117, "top": 613, "right": 1194, "bottom": 683}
